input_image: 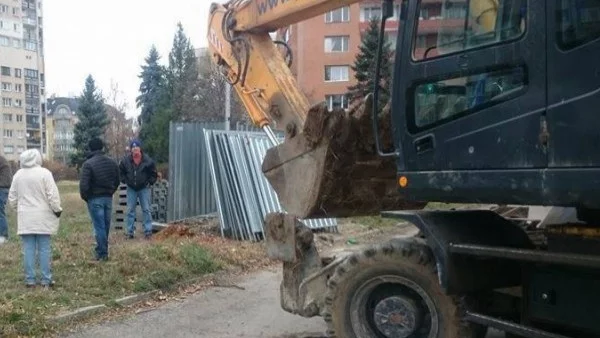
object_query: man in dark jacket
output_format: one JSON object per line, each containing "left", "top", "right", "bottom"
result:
{"left": 79, "top": 138, "right": 120, "bottom": 261}
{"left": 0, "top": 155, "right": 12, "bottom": 245}
{"left": 119, "top": 139, "right": 157, "bottom": 239}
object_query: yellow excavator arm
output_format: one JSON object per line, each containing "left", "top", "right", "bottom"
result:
{"left": 207, "top": 0, "right": 360, "bottom": 144}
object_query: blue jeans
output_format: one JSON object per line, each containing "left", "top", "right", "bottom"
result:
{"left": 87, "top": 196, "right": 113, "bottom": 260}
{"left": 126, "top": 186, "right": 152, "bottom": 236}
{"left": 0, "top": 188, "right": 8, "bottom": 238}
{"left": 21, "top": 234, "right": 52, "bottom": 285}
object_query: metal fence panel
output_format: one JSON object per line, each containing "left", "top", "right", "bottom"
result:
{"left": 203, "top": 129, "right": 337, "bottom": 241}
{"left": 167, "top": 122, "right": 225, "bottom": 221}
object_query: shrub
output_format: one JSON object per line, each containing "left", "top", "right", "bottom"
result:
{"left": 43, "top": 160, "right": 79, "bottom": 181}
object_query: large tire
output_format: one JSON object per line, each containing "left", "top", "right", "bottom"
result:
{"left": 323, "top": 238, "right": 480, "bottom": 338}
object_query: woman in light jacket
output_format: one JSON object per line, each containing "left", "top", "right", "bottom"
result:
{"left": 8, "top": 149, "right": 62, "bottom": 288}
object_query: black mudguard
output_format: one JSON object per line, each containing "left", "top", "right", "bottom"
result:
{"left": 383, "top": 209, "right": 534, "bottom": 294}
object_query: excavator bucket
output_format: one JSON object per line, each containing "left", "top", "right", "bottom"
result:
{"left": 262, "top": 95, "right": 427, "bottom": 219}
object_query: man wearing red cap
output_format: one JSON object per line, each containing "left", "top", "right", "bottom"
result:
{"left": 119, "top": 139, "right": 157, "bottom": 239}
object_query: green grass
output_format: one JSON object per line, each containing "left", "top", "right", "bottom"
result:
{"left": 0, "top": 181, "right": 222, "bottom": 337}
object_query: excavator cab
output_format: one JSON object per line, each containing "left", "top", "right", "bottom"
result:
{"left": 387, "top": 0, "right": 600, "bottom": 216}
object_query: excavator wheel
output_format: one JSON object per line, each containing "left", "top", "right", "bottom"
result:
{"left": 323, "top": 238, "right": 482, "bottom": 338}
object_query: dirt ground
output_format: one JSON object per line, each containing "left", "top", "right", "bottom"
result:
{"left": 60, "top": 217, "right": 505, "bottom": 338}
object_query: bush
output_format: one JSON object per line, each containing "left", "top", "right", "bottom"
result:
{"left": 43, "top": 160, "right": 79, "bottom": 181}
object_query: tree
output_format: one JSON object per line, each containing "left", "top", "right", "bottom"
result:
{"left": 166, "top": 22, "right": 202, "bottom": 121}
{"left": 196, "top": 48, "right": 249, "bottom": 126}
{"left": 70, "top": 75, "right": 109, "bottom": 168}
{"left": 105, "top": 80, "right": 136, "bottom": 160}
{"left": 136, "top": 45, "right": 166, "bottom": 127}
{"left": 138, "top": 102, "right": 172, "bottom": 163}
{"left": 347, "top": 17, "right": 394, "bottom": 110}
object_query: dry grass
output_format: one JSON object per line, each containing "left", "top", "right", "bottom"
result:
{"left": 0, "top": 181, "right": 269, "bottom": 337}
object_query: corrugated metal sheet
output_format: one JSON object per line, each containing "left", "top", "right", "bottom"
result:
{"left": 203, "top": 129, "right": 337, "bottom": 241}
{"left": 167, "top": 122, "right": 225, "bottom": 221}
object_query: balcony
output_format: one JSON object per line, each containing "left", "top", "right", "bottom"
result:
{"left": 22, "top": 2, "right": 36, "bottom": 10}
{"left": 22, "top": 17, "right": 36, "bottom": 26}
{"left": 25, "top": 92, "right": 39, "bottom": 100}
{"left": 27, "top": 122, "right": 40, "bottom": 130}
{"left": 27, "top": 138, "right": 41, "bottom": 147}
{"left": 25, "top": 98, "right": 39, "bottom": 106}
{"left": 24, "top": 77, "right": 38, "bottom": 85}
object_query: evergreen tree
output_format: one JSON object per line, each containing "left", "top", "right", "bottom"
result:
{"left": 347, "top": 17, "right": 394, "bottom": 110}
{"left": 136, "top": 45, "right": 166, "bottom": 127}
{"left": 138, "top": 102, "right": 172, "bottom": 163}
{"left": 166, "top": 22, "right": 202, "bottom": 121}
{"left": 70, "top": 75, "right": 109, "bottom": 167}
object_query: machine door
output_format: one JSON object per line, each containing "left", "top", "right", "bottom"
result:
{"left": 392, "top": 0, "right": 547, "bottom": 171}
{"left": 547, "top": 0, "right": 600, "bottom": 167}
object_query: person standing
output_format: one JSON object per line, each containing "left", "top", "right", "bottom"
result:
{"left": 0, "top": 154, "right": 13, "bottom": 245}
{"left": 119, "top": 139, "right": 157, "bottom": 239}
{"left": 8, "top": 149, "right": 62, "bottom": 288}
{"left": 79, "top": 138, "right": 120, "bottom": 261}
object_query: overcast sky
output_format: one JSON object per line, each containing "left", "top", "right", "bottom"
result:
{"left": 44, "top": 0, "right": 214, "bottom": 118}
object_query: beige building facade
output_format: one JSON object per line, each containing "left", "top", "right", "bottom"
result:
{"left": 0, "top": 0, "right": 45, "bottom": 161}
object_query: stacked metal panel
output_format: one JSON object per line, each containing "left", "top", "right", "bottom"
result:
{"left": 203, "top": 129, "right": 338, "bottom": 241}
{"left": 167, "top": 122, "right": 225, "bottom": 222}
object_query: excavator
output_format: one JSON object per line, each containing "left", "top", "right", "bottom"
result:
{"left": 207, "top": 0, "right": 600, "bottom": 337}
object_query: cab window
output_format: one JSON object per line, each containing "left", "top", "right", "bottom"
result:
{"left": 412, "top": 66, "right": 526, "bottom": 129}
{"left": 412, "top": 0, "right": 527, "bottom": 61}
{"left": 556, "top": 0, "right": 600, "bottom": 50}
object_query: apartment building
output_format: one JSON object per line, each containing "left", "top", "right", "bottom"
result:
{"left": 278, "top": 0, "right": 465, "bottom": 111}
{"left": 0, "top": 0, "right": 45, "bottom": 161}
{"left": 46, "top": 96, "right": 78, "bottom": 164}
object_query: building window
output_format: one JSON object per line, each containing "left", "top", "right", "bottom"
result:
{"left": 557, "top": 0, "right": 600, "bottom": 50}
{"left": 0, "top": 5, "right": 7, "bottom": 13}
{"left": 1, "top": 82, "right": 11, "bottom": 91}
{"left": 1, "top": 66, "right": 10, "bottom": 76}
{"left": 24, "top": 68, "right": 38, "bottom": 79}
{"left": 2, "top": 98, "right": 11, "bottom": 107}
{"left": 12, "top": 7, "right": 18, "bottom": 16}
{"left": 14, "top": 84, "right": 22, "bottom": 92}
{"left": 3, "top": 114, "right": 12, "bottom": 122}
{"left": 16, "top": 115, "right": 23, "bottom": 123}
{"left": 324, "top": 36, "right": 349, "bottom": 52}
{"left": 14, "top": 99, "right": 22, "bottom": 107}
{"left": 325, "top": 94, "right": 349, "bottom": 111}
{"left": 324, "top": 65, "right": 350, "bottom": 82}
{"left": 0, "top": 36, "right": 8, "bottom": 47}
{"left": 3, "top": 145, "right": 13, "bottom": 154}
{"left": 25, "top": 84, "right": 38, "bottom": 93}
{"left": 14, "top": 68, "right": 21, "bottom": 78}
{"left": 361, "top": 5, "right": 382, "bottom": 22}
{"left": 385, "top": 32, "right": 398, "bottom": 50}
{"left": 13, "top": 23, "right": 18, "bottom": 32}
{"left": 442, "top": 3, "right": 467, "bottom": 19}
{"left": 3, "top": 130, "right": 13, "bottom": 138}
{"left": 23, "top": 40, "right": 36, "bottom": 51}
{"left": 12, "top": 38, "right": 20, "bottom": 48}
{"left": 325, "top": 6, "right": 350, "bottom": 23}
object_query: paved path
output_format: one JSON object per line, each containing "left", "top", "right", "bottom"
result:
{"left": 64, "top": 267, "right": 504, "bottom": 338}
